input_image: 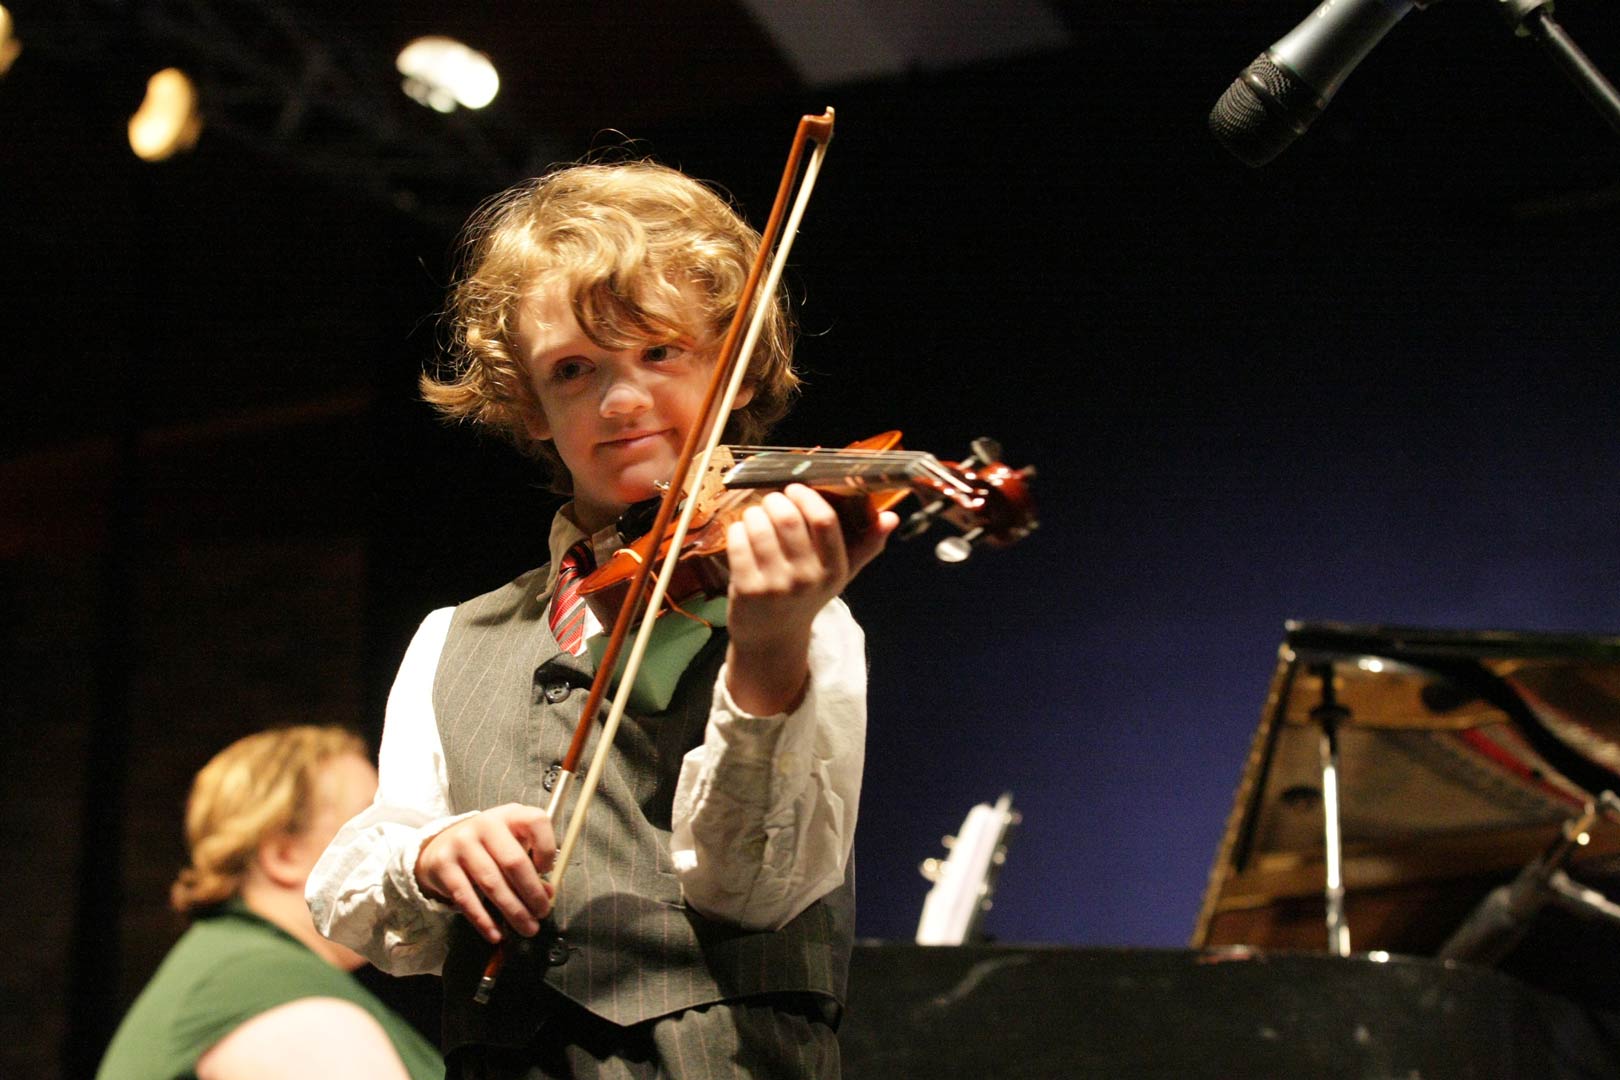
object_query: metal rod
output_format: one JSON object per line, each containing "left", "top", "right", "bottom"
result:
{"left": 1312, "top": 662, "right": 1352, "bottom": 958}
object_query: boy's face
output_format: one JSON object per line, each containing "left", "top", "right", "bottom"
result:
{"left": 515, "top": 284, "right": 751, "bottom": 533}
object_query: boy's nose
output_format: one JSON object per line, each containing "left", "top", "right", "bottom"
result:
{"left": 599, "top": 367, "right": 654, "bottom": 416}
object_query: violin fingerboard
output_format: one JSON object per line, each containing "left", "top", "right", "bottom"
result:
{"left": 723, "top": 452, "right": 927, "bottom": 492}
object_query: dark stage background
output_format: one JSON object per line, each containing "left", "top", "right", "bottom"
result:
{"left": 3, "top": 2, "right": 1619, "bottom": 1076}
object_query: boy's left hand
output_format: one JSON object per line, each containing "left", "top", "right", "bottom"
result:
{"left": 723, "top": 484, "right": 897, "bottom": 716}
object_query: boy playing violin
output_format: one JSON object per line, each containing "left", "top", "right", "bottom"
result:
{"left": 308, "top": 160, "right": 897, "bottom": 1078}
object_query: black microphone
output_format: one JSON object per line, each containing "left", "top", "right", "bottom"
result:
{"left": 1209, "top": 0, "right": 1437, "bottom": 166}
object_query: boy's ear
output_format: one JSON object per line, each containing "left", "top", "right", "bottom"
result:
{"left": 732, "top": 382, "right": 755, "bottom": 409}
{"left": 522, "top": 409, "right": 552, "bottom": 442}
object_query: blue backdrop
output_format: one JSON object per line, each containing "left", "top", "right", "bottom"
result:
{"left": 655, "top": 8, "right": 1620, "bottom": 948}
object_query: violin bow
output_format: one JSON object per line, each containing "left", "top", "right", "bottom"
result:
{"left": 478, "top": 108, "right": 836, "bottom": 1002}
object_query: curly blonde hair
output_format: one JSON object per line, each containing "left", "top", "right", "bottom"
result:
{"left": 423, "top": 161, "right": 801, "bottom": 492}
{"left": 169, "top": 726, "right": 368, "bottom": 916}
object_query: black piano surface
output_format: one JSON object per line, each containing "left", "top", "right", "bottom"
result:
{"left": 841, "top": 942, "right": 1620, "bottom": 1079}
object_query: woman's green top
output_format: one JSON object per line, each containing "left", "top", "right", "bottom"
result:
{"left": 95, "top": 900, "right": 442, "bottom": 1080}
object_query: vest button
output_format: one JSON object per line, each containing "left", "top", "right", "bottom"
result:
{"left": 546, "top": 935, "right": 571, "bottom": 966}
{"left": 542, "top": 762, "right": 562, "bottom": 791}
{"left": 543, "top": 681, "right": 570, "bottom": 704}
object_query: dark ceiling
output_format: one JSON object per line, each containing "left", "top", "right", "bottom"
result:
{"left": 5, "top": 0, "right": 1082, "bottom": 230}
{"left": 2, "top": 0, "right": 1102, "bottom": 461}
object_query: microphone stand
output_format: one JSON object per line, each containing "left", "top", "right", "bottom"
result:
{"left": 1437, "top": 793, "right": 1620, "bottom": 966}
{"left": 1501, "top": 0, "right": 1620, "bottom": 137}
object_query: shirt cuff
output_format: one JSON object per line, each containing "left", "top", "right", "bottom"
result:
{"left": 710, "top": 660, "right": 809, "bottom": 761}
{"left": 389, "top": 812, "right": 479, "bottom": 913}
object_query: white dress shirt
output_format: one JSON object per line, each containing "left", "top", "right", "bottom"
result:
{"left": 307, "top": 509, "right": 867, "bottom": 977}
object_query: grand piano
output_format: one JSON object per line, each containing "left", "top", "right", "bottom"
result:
{"left": 840, "top": 622, "right": 1620, "bottom": 1078}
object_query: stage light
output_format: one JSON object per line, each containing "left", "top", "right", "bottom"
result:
{"left": 396, "top": 36, "right": 498, "bottom": 113}
{"left": 128, "top": 67, "right": 201, "bottom": 161}
{"left": 0, "top": 6, "right": 22, "bottom": 78}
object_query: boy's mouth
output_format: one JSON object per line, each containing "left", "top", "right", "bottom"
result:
{"left": 602, "top": 429, "right": 667, "bottom": 451}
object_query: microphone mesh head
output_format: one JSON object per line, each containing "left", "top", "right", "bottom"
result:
{"left": 1208, "top": 53, "right": 1322, "bottom": 168}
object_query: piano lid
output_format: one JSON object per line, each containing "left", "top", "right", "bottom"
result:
{"left": 1194, "top": 621, "right": 1620, "bottom": 955}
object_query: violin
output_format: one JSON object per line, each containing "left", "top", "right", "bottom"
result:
{"left": 581, "top": 431, "right": 1038, "bottom": 616}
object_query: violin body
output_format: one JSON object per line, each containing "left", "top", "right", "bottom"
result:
{"left": 579, "top": 431, "right": 1036, "bottom": 618}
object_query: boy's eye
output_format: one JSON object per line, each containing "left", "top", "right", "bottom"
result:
{"left": 644, "top": 343, "right": 682, "bottom": 363}
{"left": 552, "top": 359, "right": 588, "bottom": 381}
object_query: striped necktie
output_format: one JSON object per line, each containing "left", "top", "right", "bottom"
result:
{"left": 549, "top": 539, "right": 595, "bottom": 656}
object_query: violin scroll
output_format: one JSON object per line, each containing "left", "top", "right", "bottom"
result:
{"left": 895, "top": 436, "right": 1039, "bottom": 564}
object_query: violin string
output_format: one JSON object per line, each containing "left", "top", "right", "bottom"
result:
{"left": 726, "top": 449, "right": 937, "bottom": 471}
{"left": 727, "top": 448, "right": 978, "bottom": 497}
{"left": 727, "top": 456, "right": 931, "bottom": 488}
{"left": 727, "top": 445, "right": 927, "bottom": 462}
{"left": 727, "top": 444, "right": 980, "bottom": 473}
{"left": 917, "top": 459, "right": 978, "bottom": 494}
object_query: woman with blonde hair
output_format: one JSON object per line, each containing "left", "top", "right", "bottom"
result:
{"left": 97, "top": 726, "right": 442, "bottom": 1080}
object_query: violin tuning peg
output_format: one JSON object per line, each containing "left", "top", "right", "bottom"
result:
{"left": 898, "top": 509, "right": 932, "bottom": 541}
{"left": 899, "top": 497, "right": 948, "bottom": 542}
{"left": 919, "top": 857, "right": 943, "bottom": 882}
{"left": 934, "top": 526, "right": 986, "bottom": 565}
{"left": 967, "top": 437, "right": 1003, "bottom": 468}
{"left": 934, "top": 536, "right": 973, "bottom": 564}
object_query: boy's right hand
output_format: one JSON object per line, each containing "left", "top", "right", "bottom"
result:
{"left": 414, "top": 803, "right": 556, "bottom": 944}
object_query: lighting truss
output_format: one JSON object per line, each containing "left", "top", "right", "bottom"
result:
{"left": 17, "top": 0, "right": 536, "bottom": 229}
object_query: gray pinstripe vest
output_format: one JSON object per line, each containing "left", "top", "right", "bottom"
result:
{"left": 432, "top": 566, "right": 855, "bottom": 1050}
